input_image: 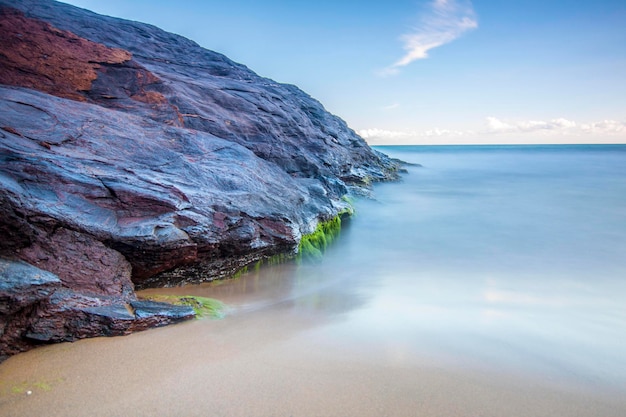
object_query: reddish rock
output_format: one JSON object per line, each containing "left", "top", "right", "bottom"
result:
{"left": 0, "top": 258, "right": 194, "bottom": 360}
{"left": 0, "top": 7, "right": 130, "bottom": 101}
{"left": 18, "top": 227, "right": 134, "bottom": 298}
{"left": 0, "top": 7, "right": 182, "bottom": 125}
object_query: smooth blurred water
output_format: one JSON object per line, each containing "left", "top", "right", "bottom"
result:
{"left": 331, "top": 145, "right": 626, "bottom": 387}
{"left": 157, "top": 145, "right": 626, "bottom": 391}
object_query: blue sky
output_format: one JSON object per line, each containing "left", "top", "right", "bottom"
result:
{"left": 62, "top": 0, "right": 626, "bottom": 144}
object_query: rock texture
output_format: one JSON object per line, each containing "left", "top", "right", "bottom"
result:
{"left": 0, "top": 258, "right": 194, "bottom": 361}
{"left": 0, "top": 7, "right": 132, "bottom": 101}
{"left": 0, "top": 0, "right": 401, "bottom": 359}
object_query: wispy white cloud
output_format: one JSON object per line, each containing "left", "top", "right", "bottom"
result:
{"left": 381, "top": 103, "right": 401, "bottom": 111}
{"left": 382, "top": 0, "right": 478, "bottom": 76}
{"left": 359, "top": 117, "right": 626, "bottom": 144}
{"left": 580, "top": 120, "right": 626, "bottom": 135}
{"left": 359, "top": 127, "right": 468, "bottom": 141}
{"left": 486, "top": 117, "right": 578, "bottom": 133}
{"left": 485, "top": 117, "right": 626, "bottom": 137}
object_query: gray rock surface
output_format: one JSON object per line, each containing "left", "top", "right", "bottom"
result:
{"left": 0, "top": 0, "right": 401, "bottom": 359}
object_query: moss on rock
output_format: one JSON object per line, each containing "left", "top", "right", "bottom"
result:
{"left": 140, "top": 295, "right": 225, "bottom": 319}
{"left": 230, "top": 207, "right": 353, "bottom": 274}
{"left": 297, "top": 215, "right": 343, "bottom": 263}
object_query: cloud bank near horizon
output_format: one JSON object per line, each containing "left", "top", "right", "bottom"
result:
{"left": 381, "top": 0, "right": 478, "bottom": 76}
{"left": 359, "top": 117, "right": 626, "bottom": 144}
{"left": 485, "top": 117, "right": 626, "bottom": 136}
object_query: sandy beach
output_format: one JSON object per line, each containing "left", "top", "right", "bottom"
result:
{"left": 1, "top": 267, "right": 625, "bottom": 417}
{"left": 1, "top": 315, "right": 624, "bottom": 417}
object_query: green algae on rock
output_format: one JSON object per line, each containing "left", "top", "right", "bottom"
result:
{"left": 140, "top": 295, "right": 225, "bottom": 319}
{"left": 297, "top": 215, "right": 344, "bottom": 263}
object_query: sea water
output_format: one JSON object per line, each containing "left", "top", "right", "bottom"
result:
{"left": 176, "top": 144, "right": 626, "bottom": 391}
{"left": 211, "top": 144, "right": 626, "bottom": 390}
{"left": 325, "top": 144, "right": 626, "bottom": 388}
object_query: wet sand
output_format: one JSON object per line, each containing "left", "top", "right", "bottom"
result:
{"left": 1, "top": 265, "right": 625, "bottom": 417}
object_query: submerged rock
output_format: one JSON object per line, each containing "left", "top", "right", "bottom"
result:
{"left": 0, "top": 0, "right": 401, "bottom": 359}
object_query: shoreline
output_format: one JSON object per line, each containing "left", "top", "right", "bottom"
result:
{"left": 1, "top": 307, "right": 625, "bottom": 417}
{"left": 3, "top": 145, "right": 626, "bottom": 416}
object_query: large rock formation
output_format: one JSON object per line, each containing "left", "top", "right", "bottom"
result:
{"left": 0, "top": 0, "right": 400, "bottom": 359}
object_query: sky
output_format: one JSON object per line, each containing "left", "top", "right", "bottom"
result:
{"left": 61, "top": 0, "right": 626, "bottom": 145}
